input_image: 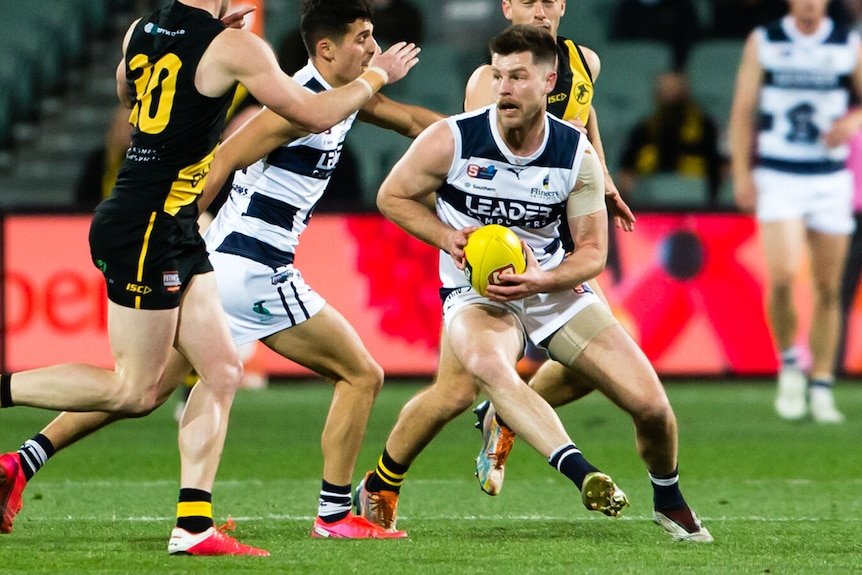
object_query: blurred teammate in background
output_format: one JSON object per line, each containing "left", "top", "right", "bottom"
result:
{"left": 0, "top": 0, "right": 418, "bottom": 555}
{"left": 729, "top": 0, "right": 862, "bottom": 423}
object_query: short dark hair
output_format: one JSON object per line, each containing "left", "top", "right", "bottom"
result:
{"left": 300, "top": 0, "right": 374, "bottom": 56}
{"left": 489, "top": 24, "right": 557, "bottom": 71}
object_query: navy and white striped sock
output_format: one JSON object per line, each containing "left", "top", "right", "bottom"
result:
{"left": 548, "top": 443, "right": 599, "bottom": 489}
{"left": 318, "top": 480, "right": 351, "bottom": 524}
{"left": 17, "top": 434, "right": 55, "bottom": 481}
{"left": 649, "top": 468, "right": 686, "bottom": 511}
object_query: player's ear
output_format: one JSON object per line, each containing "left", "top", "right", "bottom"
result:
{"left": 545, "top": 70, "right": 558, "bottom": 94}
{"left": 501, "top": 0, "right": 513, "bottom": 22}
{"left": 316, "top": 38, "right": 335, "bottom": 62}
{"left": 560, "top": 0, "right": 566, "bottom": 18}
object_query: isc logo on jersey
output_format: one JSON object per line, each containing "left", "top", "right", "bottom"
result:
{"left": 463, "top": 224, "right": 527, "bottom": 297}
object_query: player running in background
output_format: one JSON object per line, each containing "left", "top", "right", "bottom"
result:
{"left": 357, "top": 1, "right": 713, "bottom": 542}
{"left": 0, "top": 0, "right": 417, "bottom": 555}
{"left": 357, "top": 24, "right": 632, "bottom": 537}
{"left": 729, "top": 0, "right": 862, "bottom": 423}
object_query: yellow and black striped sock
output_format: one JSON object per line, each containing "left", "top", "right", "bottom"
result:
{"left": 176, "top": 488, "right": 215, "bottom": 533}
{"left": 366, "top": 449, "right": 408, "bottom": 494}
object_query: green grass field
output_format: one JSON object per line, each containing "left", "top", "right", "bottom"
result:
{"left": 1, "top": 380, "right": 861, "bottom": 574}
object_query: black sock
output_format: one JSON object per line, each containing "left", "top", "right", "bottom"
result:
{"left": 17, "top": 434, "right": 56, "bottom": 481}
{"left": 0, "top": 374, "right": 13, "bottom": 408}
{"left": 650, "top": 468, "right": 686, "bottom": 511}
{"left": 366, "top": 449, "right": 409, "bottom": 494}
{"left": 318, "top": 480, "right": 351, "bottom": 523}
{"left": 549, "top": 444, "right": 599, "bottom": 489}
{"left": 176, "top": 488, "right": 214, "bottom": 533}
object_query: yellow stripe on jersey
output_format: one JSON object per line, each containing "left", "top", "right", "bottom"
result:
{"left": 177, "top": 501, "right": 214, "bottom": 519}
{"left": 163, "top": 145, "right": 218, "bottom": 216}
{"left": 134, "top": 211, "right": 158, "bottom": 309}
{"left": 226, "top": 84, "right": 249, "bottom": 120}
{"left": 561, "top": 39, "right": 593, "bottom": 125}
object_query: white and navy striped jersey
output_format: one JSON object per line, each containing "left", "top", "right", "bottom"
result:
{"left": 755, "top": 16, "right": 860, "bottom": 173}
{"left": 437, "top": 105, "right": 596, "bottom": 288}
{"left": 204, "top": 61, "right": 358, "bottom": 269}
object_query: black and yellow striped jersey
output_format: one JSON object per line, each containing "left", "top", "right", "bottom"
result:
{"left": 99, "top": 1, "right": 237, "bottom": 232}
{"left": 547, "top": 36, "right": 594, "bottom": 125}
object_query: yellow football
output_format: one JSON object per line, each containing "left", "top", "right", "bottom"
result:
{"left": 463, "top": 224, "right": 526, "bottom": 296}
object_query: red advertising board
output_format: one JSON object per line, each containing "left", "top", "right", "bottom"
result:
{"left": 4, "top": 212, "right": 861, "bottom": 376}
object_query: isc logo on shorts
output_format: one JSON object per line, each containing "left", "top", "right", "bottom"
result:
{"left": 125, "top": 283, "right": 152, "bottom": 295}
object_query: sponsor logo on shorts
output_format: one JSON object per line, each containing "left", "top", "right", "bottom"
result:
{"left": 573, "top": 283, "right": 594, "bottom": 295}
{"left": 442, "top": 286, "right": 471, "bottom": 315}
{"left": 271, "top": 269, "right": 296, "bottom": 285}
{"left": 252, "top": 300, "right": 274, "bottom": 322}
{"left": 125, "top": 282, "right": 152, "bottom": 295}
{"left": 163, "top": 271, "right": 181, "bottom": 293}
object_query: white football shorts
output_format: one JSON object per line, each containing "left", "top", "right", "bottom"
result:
{"left": 754, "top": 167, "right": 855, "bottom": 235}
{"left": 441, "top": 283, "right": 603, "bottom": 347}
{"left": 209, "top": 250, "right": 326, "bottom": 345}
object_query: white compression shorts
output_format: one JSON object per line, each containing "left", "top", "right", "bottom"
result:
{"left": 753, "top": 167, "right": 855, "bottom": 235}
{"left": 441, "top": 283, "right": 604, "bottom": 347}
{"left": 209, "top": 250, "right": 327, "bottom": 345}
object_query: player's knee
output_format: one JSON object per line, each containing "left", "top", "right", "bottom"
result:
{"left": 770, "top": 281, "right": 794, "bottom": 302}
{"left": 448, "top": 385, "right": 479, "bottom": 414}
{"left": 633, "top": 394, "right": 675, "bottom": 433}
{"left": 210, "top": 359, "right": 245, "bottom": 397}
{"left": 111, "top": 381, "right": 163, "bottom": 417}
{"left": 352, "top": 360, "right": 385, "bottom": 396}
{"left": 813, "top": 282, "right": 841, "bottom": 308}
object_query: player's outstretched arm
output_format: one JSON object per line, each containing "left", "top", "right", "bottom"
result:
{"left": 202, "top": 31, "right": 419, "bottom": 134}
{"left": 199, "top": 108, "right": 306, "bottom": 214}
{"left": 358, "top": 93, "right": 444, "bottom": 138}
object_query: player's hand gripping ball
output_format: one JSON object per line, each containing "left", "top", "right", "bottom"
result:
{"left": 463, "top": 224, "right": 527, "bottom": 296}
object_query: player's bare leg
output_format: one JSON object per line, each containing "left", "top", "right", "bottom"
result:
{"left": 356, "top": 330, "right": 480, "bottom": 530}
{"left": 176, "top": 273, "right": 243, "bottom": 493}
{"left": 1, "top": 347, "right": 195, "bottom": 534}
{"left": 169, "top": 272, "right": 267, "bottom": 556}
{"left": 761, "top": 219, "right": 808, "bottom": 420}
{"left": 450, "top": 305, "right": 626, "bottom": 516}
{"left": 806, "top": 229, "right": 850, "bottom": 422}
{"left": 263, "top": 305, "right": 405, "bottom": 538}
{"left": 558, "top": 321, "right": 710, "bottom": 541}
{"left": 385, "top": 331, "right": 481, "bottom": 464}
{"left": 6, "top": 302, "right": 179, "bottom": 414}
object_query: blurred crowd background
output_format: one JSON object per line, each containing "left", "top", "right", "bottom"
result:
{"left": 6, "top": 0, "right": 862, "bottom": 214}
